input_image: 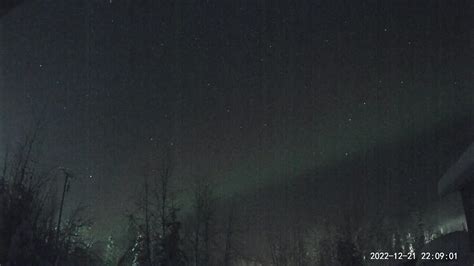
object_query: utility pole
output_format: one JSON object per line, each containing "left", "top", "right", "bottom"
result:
{"left": 56, "top": 170, "right": 70, "bottom": 250}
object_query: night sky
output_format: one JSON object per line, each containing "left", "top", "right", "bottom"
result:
{"left": 1, "top": 0, "right": 473, "bottom": 239}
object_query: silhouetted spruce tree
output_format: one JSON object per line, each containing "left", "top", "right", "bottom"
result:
{"left": 158, "top": 207, "right": 187, "bottom": 266}
{"left": 190, "top": 178, "right": 216, "bottom": 266}
{"left": 335, "top": 235, "right": 363, "bottom": 266}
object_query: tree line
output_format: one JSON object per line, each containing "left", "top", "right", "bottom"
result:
{"left": 0, "top": 127, "right": 437, "bottom": 265}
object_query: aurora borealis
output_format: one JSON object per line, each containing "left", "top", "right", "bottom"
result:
{"left": 1, "top": 0, "right": 473, "bottom": 245}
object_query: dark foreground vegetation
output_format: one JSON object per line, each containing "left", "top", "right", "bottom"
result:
{"left": 0, "top": 129, "right": 101, "bottom": 265}
{"left": 0, "top": 129, "right": 366, "bottom": 266}
{"left": 0, "top": 128, "right": 464, "bottom": 266}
